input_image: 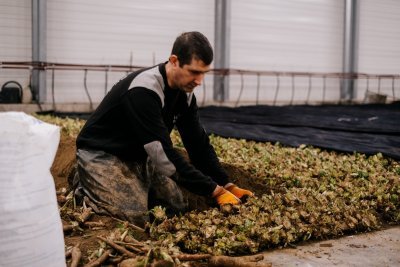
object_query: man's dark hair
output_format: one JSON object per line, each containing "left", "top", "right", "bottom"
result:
{"left": 171, "top": 31, "right": 213, "bottom": 67}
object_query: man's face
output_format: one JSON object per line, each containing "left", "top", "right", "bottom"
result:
{"left": 171, "top": 56, "right": 210, "bottom": 93}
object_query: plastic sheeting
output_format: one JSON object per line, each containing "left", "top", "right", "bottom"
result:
{"left": 199, "top": 103, "right": 400, "bottom": 160}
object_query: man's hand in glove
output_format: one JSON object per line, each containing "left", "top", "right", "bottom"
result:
{"left": 212, "top": 185, "right": 241, "bottom": 205}
{"left": 224, "top": 183, "right": 254, "bottom": 199}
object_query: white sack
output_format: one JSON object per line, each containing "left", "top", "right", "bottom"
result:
{"left": 0, "top": 112, "right": 66, "bottom": 267}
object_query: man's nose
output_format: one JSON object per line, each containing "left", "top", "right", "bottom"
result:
{"left": 194, "top": 73, "right": 205, "bottom": 86}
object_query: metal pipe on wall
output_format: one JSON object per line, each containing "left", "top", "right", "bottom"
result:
{"left": 341, "top": 0, "right": 358, "bottom": 102}
{"left": 32, "top": 0, "right": 47, "bottom": 103}
{"left": 213, "top": 0, "right": 231, "bottom": 102}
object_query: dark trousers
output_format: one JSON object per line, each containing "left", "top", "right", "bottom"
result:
{"left": 75, "top": 149, "right": 188, "bottom": 226}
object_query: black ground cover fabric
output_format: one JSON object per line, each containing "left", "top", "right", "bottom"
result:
{"left": 199, "top": 102, "right": 400, "bottom": 160}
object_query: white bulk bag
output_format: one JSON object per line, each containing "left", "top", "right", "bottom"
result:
{"left": 0, "top": 112, "right": 66, "bottom": 267}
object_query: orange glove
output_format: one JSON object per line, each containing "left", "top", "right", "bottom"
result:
{"left": 212, "top": 186, "right": 241, "bottom": 206}
{"left": 224, "top": 183, "right": 254, "bottom": 199}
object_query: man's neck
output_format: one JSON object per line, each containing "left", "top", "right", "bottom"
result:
{"left": 165, "top": 61, "right": 174, "bottom": 89}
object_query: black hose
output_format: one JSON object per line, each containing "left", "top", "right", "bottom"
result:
{"left": 235, "top": 72, "right": 244, "bottom": 107}
{"left": 273, "top": 74, "right": 280, "bottom": 106}
{"left": 83, "top": 69, "right": 94, "bottom": 111}
{"left": 51, "top": 68, "right": 56, "bottom": 111}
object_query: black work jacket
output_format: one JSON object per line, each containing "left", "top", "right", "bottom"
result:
{"left": 77, "top": 63, "right": 229, "bottom": 196}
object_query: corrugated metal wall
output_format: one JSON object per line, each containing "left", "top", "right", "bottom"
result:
{"left": 47, "top": 0, "right": 214, "bottom": 65}
{"left": 231, "top": 0, "right": 344, "bottom": 72}
{"left": 356, "top": 0, "right": 400, "bottom": 102}
{"left": 229, "top": 0, "right": 344, "bottom": 104}
{"left": 46, "top": 0, "right": 214, "bottom": 103}
{"left": 1, "top": 0, "right": 399, "bottom": 105}
{"left": 0, "top": 0, "right": 31, "bottom": 88}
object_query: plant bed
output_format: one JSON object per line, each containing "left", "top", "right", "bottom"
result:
{"left": 38, "top": 115, "right": 399, "bottom": 266}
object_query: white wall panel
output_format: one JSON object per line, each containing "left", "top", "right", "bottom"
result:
{"left": 45, "top": 0, "right": 214, "bottom": 103}
{"left": 231, "top": 0, "right": 344, "bottom": 72}
{"left": 0, "top": 0, "right": 31, "bottom": 89}
{"left": 2, "top": 1, "right": 400, "bottom": 105}
{"left": 47, "top": 0, "right": 214, "bottom": 65}
{"left": 229, "top": 0, "right": 344, "bottom": 104}
{"left": 356, "top": 0, "right": 400, "bottom": 102}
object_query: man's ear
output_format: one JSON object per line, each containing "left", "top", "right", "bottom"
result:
{"left": 169, "top": 55, "right": 180, "bottom": 67}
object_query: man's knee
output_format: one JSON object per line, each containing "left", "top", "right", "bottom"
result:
{"left": 74, "top": 149, "right": 153, "bottom": 225}
{"left": 149, "top": 175, "right": 188, "bottom": 217}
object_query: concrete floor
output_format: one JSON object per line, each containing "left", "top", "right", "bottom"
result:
{"left": 260, "top": 226, "right": 400, "bottom": 267}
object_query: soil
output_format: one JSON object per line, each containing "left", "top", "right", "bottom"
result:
{"left": 51, "top": 135, "right": 76, "bottom": 190}
{"left": 51, "top": 135, "right": 115, "bottom": 261}
{"left": 51, "top": 134, "right": 267, "bottom": 265}
{"left": 51, "top": 134, "right": 400, "bottom": 266}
